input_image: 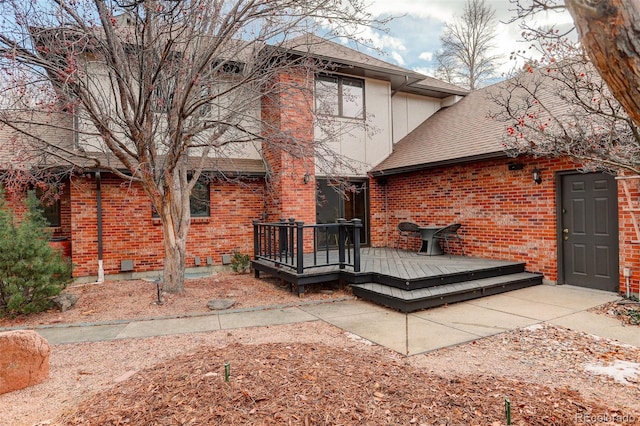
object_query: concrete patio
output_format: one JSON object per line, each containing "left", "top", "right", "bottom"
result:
{"left": 25, "top": 284, "right": 631, "bottom": 356}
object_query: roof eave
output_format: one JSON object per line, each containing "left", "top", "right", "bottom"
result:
{"left": 369, "top": 152, "right": 508, "bottom": 177}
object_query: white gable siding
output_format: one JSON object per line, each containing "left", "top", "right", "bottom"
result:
{"left": 315, "top": 77, "right": 445, "bottom": 177}
{"left": 391, "top": 93, "right": 441, "bottom": 143}
{"left": 314, "top": 77, "right": 392, "bottom": 177}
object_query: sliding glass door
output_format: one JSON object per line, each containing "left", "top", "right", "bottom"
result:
{"left": 316, "top": 179, "right": 369, "bottom": 246}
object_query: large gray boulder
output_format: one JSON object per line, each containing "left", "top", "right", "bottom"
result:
{"left": 207, "top": 299, "right": 236, "bottom": 310}
{"left": 51, "top": 293, "right": 79, "bottom": 312}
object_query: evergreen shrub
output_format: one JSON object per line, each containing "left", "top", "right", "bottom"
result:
{"left": 0, "top": 192, "right": 72, "bottom": 316}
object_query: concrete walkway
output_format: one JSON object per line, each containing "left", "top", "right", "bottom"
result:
{"left": 17, "top": 284, "right": 637, "bottom": 356}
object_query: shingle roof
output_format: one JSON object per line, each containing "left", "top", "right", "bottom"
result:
{"left": 370, "top": 82, "right": 508, "bottom": 175}
{"left": 0, "top": 111, "right": 266, "bottom": 176}
{"left": 0, "top": 111, "right": 75, "bottom": 169}
{"left": 411, "top": 77, "right": 470, "bottom": 96}
{"left": 285, "top": 34, "right": 468, "bottom": 98}
{"left": 68, "top": 153, "right": 267, "bottom": 177}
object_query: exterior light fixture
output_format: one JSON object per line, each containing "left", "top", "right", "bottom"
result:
{"left": 303, "top": 172, "right": 310, "bottom": 184}
{"left": 532, "top": 167, "right": 542, "bottom": 185}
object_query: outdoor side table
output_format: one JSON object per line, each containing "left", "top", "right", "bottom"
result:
{"left": 418, "top": 226, "right": 444, "bottom": 255}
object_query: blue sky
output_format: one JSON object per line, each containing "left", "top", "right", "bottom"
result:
{"left": 359, "top": 0, "right": 575, "bottom": 78}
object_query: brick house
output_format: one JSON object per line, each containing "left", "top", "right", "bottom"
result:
{"left": 1, "top": 36, "right": 469, "bottom": 284}
{"left": 2, "top": 34, "right": 635, "bottom": 297}
{"left": 369, "top": 85, "right": 633, "bottom": 295}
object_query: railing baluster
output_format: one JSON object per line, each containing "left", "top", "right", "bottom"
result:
{"left": 252, "top": 219, "right": 361, "bottom": 274}
{"left": 279, "top": 218, "right": 286, "bottom": 262}
{"left": 313, "top": 227, "right": 318, "bottom": 265}
{"left": 322, "top": 226, "right": 327, "bottom": 264}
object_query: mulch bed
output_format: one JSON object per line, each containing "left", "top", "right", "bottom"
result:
{"left": 590, "top": 300, "right": 640, "bottom": 326}
{"left": 56, "top": 342, "right": 625, "bottom": 426}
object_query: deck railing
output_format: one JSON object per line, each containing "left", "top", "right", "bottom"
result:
{"left": 253, "top": 218, "right": 362, "bottom": 274}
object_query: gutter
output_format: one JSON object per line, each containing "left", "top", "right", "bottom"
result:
{"left": 369, "top": 152, "right": 508, "bottom": 178}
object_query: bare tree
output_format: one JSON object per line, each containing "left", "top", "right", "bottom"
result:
{"left": 435, "top": 0, "right": 500, "bottom": 90}
{"left": 565, "top": 0, "right": 640, "bottom": 128}
{"left": 0, "top": 0, "right": 383, "bottom": 292}
{"left": 492, "top": 1, "right": 640, "bottom": 174}
{"left": 508, "top": 0, "right": 640, "bottom": 127}
{"left": 490, "top": 58, "right": 640, "bottom": 174}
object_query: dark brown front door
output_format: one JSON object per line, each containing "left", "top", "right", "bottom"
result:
{"left": 560, "top": 172, "right": 618, "bottom": 291}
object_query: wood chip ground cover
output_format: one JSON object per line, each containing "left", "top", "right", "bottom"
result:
{"left": 55, "top": 342, "right": 623, "bottom": 425}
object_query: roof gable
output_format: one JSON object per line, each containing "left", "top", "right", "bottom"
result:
{"left": 371, "top": 83, "right": 508, "bottom": 175}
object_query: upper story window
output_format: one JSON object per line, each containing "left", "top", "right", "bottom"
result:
{"left": 212, "top": 60, "right": 244, "bottom": 76}
{"left": 152, "top": 82, "right": 174, "bottom": 112}
{"left": 315, "top": 75, "right": 364, "bottom": 119}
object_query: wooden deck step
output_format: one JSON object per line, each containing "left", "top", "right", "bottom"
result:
{"left": 351, "top": 272, "right": 543, "bottom": 313}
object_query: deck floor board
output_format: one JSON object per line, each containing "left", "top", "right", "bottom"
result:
{"left": 254, "top": 247, "right": 525, "bottom": 282}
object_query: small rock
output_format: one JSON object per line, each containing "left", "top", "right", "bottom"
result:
{"left": 320, "top": 289, "right": 334, "bottom": 295}
{"left": 207, "top": 299, "right": 236, "bottom": 310}
{"left": 114, "top": 370, "right": 138, "bottom": 383}
{"left": 51, "top": 293, "right": 79, "bottom": 312}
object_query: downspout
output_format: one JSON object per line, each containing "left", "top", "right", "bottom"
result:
{"left": 96, "top": 171, "right": 104, "bottom": 282}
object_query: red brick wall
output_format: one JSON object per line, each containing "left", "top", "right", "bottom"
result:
{"left": 1, "top": 179, "right": 71, "bottom": 241}
{"left": 618, "top": 176, "right": 640, "bottom": 295}
{"left": 370, "top": 156, "right": 625, "bottom": 286}
{"left": 55, "top": 181, "right": 72, "bottom": 239}
{"left": 70, "top": 173, "right": 264, "bottom": 278}
{"left": 261, "top": 69, "right": 316, "bottom": 227}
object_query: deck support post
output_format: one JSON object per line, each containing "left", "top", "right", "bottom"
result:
{"left": 295, "top": 221, "right": 304, "bottom": 274}
{"left": 288, "top": 218, "right": 295, "bottom": 264}
{"left": 337, "top": 218, "right": 346, "bottom": 269}
{"left": 252, "top": 219, "right": 259, "bottom": 258}
{"left": 352, "top": 218, "right": 362, "bottom": 272}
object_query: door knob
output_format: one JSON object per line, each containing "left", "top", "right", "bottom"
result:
{"left": 562, "top": 228, "right": 569, "bottom": 234}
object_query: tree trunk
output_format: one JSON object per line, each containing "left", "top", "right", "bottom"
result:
{"left": 566, "top": 0, "right": 640, "bottom": 127}
{"left": 158, "top": 184, "right": 190, "bottom": 294}
{"left": 161, "top": 219, "right": 187, "bottom": 293}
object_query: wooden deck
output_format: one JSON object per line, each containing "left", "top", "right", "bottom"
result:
{"left": 252, "top": 247, "right": 543, "bottom": 312}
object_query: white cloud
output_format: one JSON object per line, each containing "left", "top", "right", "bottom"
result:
{"left": 389, "top": 51, "right": 406, "bottom": 66}
{"left": 419, "top": 51, "right": 433, "bottom": 62}
{"left": 366, "top": 0, "right": 457, "bottom": 22}
{"left": 412, "top": 66, "right": 437, "bottom": 76}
